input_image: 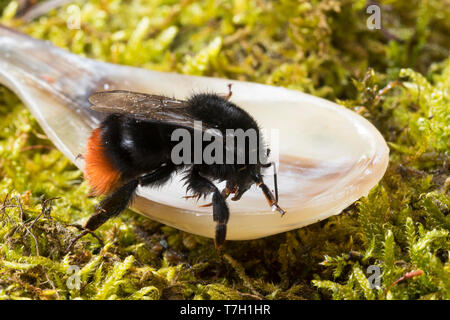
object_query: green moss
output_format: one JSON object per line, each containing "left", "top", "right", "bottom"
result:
{"left": 0, "top": 0, "right": 449, "bottom": 299}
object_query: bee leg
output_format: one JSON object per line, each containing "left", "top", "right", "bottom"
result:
{"left": 66, "top": 224, "right": 104, "bottom": 252}
{"left": 185, "top": 170, "right": 229, "bottom": 250}
{"left": 218, "top": 83, "right": 233, "bottom": 101}
{"left": 83, "top": 179, "right": 140, "bottom": 232}
{"left": 66, "top": 178, "right": 139, "bottom": 252}
{"left": 85, "top": 164, "right": 175, "bottom": 231}
{"left": 212, "top": 191, "right": 230, "bottom": 251}
{"left": 67, "top": 164, "right": 174, "bottom": 251}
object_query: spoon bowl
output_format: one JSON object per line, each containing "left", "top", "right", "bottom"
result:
{"left": 0, "top": 25, "right": 389, "bottom": 240}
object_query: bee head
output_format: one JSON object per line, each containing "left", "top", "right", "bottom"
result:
{"left": 229, "top": 165, "right": 257, "bottom": 201}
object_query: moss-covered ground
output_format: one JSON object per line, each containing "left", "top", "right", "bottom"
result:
{"left": 0, "top": 0, "right": 448, "bottom": 299}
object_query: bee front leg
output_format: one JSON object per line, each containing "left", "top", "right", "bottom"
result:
{"left": 185, "top": 170, "right": 230, "bottom": 250}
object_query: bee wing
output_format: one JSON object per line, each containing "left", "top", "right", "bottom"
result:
{"left": 89, "top": 90, "right": 220, "bottom": 136}
{"left": 90, "top": 90, "right": 188, "bottom": 119}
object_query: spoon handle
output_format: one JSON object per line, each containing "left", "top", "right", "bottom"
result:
{"left": 0, "top": 24, "right": 108, "bottom": 163}
{"left": 0, "top": 24, "right": 106, "bottom": 124}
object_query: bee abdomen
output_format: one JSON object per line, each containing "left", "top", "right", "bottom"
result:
{"left": 84, "top": 128, "right": 122, "bottom": 195}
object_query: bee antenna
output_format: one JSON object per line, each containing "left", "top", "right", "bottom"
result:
{"left": 273, "top": 162, "right": 279, "bottom": 203}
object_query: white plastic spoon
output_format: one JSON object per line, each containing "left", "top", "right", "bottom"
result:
{"left": 0, "top": 25, "right": 389, "bottom": 240}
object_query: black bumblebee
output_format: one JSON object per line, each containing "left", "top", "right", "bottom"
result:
{"left": 76, "top": 85, "right": 285, "bottom": 250}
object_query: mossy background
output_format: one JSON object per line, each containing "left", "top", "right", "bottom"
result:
{"left": 0, "top": 0, "right": 449, "bottom": 300}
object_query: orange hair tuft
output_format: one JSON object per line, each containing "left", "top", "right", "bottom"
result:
{"left": 84, "top": 128, "right": 121, "bottom": 195}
